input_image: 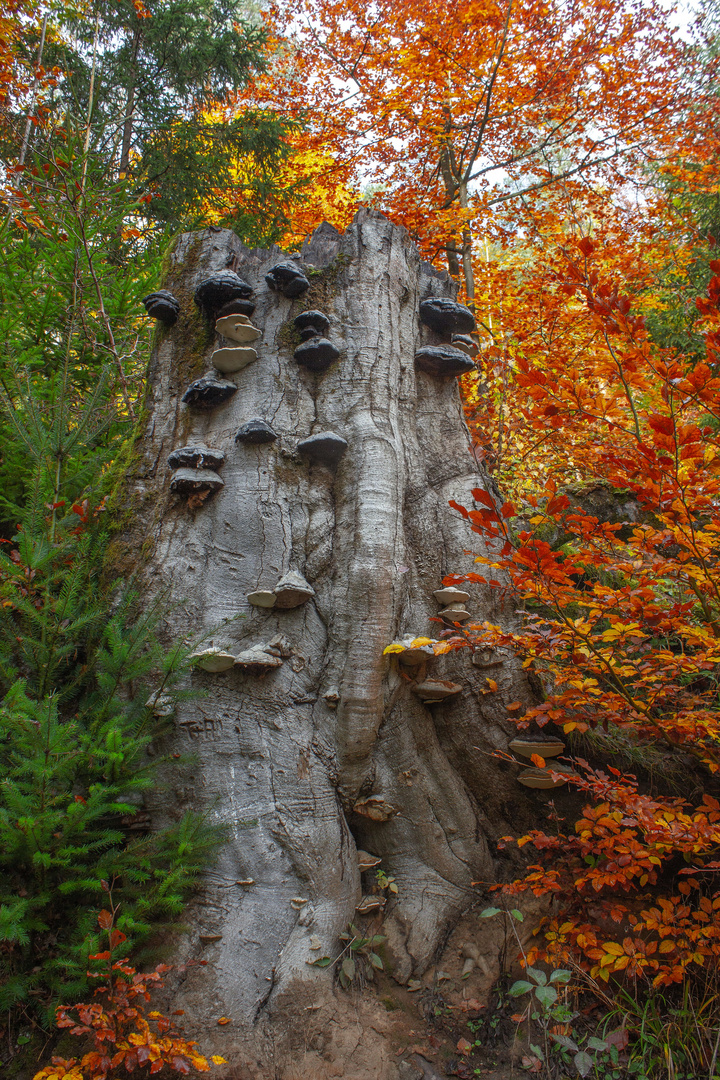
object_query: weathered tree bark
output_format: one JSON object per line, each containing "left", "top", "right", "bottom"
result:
{"left": 124, "top": 210, "right": 545, "bottom": 1077}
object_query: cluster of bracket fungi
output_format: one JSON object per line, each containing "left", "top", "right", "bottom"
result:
{"left": 142, "top": 274, "right": 484, "bottom": 710}
{"left": 141, "top": 264, "right": 350, "bottom": 510}
{"left": 415, "top": 297, "right": 479, "bottom": 378}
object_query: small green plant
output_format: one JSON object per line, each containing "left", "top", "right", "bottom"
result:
{"left": 308, "top": 924, "right": 386, "bottom": 988}
{"left": 376, "top": 869, "right": 398, "bottom": 895}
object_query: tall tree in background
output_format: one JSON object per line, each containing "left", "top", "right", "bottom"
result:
{"left": 13, "top": 1, "right": 305, "bottom": 238}
{"left": 251, "top": 0, "right": 687, "bottom": 297}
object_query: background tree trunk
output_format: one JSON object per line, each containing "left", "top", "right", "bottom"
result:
{"left": 122, "top": 211, "right": 547, "bottom": 1077}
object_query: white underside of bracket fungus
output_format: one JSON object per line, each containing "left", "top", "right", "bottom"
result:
{"left": 211, "top": 346, "right": 257, "bottom": 373}
{"left": 246, "top": 589, "right": 277, "bottom": 608}
{"left": 215, "top": 315, "right": 261, "bottom": 343}
{"left": 190, "top": 648, "right": 237, "bottom": 672}
{"left": 433, "top": 586, "right": 470, "bottom": 605}
{"left": 439, "top": 604, "right": 472, "bottom": 622}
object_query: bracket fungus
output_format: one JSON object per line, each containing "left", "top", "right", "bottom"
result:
{"left": 415, "top": 345, "right": 476, "bottom": 378}
{"left": 247, "top": 589, "right": 277, "bottom": 608}
{"left": 216, "top": 297, "right": 256, "bottom": 319}
{"left": 433, "top": 586, "right": 470, "bottom": 605}
{"left": 439, "top": 603, "right": 471, "bottom": 622}
{"left": 297, "top": 431, "right": 348, "bottom": 465}
{"left": 292, "top": 310, "right": 339, "bottom": 372}
{"left": 170, "top": 468, "right": 224, "bottom": 495}
{"left": 509, "top": 737, "right": 565, "bottom": 759}
{"left": 215, "top": 314, "right": 261, "bottom": 344}
{"left": 411, "top": 679, "right": 462, "bottom": 702}
{"left": 182, "top": 373, "right": 238, "bottom": 410}
{"left": 451, "top": 334, "right": 479, "bottom": 357}
{"left": 234, "top": 645, "right": 284, "bottom": 670}
{"left": 265, "top": 261, "right": 310, "bottom": 298}
{"left": 190, "top": 648, "right": 237, "bottom": 672}
{"left": 353, "top": 796, "right": 398, "bottom": 821}
{"left": 142, "top": 290, "right": 180, "bottom": 327}
{"left": 264, "top": 634, "right": 293, "bottom": 658}
{"left": 211, "top": 346, "right": 258, "bottom": 373}
{"left": 294, "top": 309, "right": 330, "bottom": 338}
{"left": 517, "top": 761, "right": 576, "bottom": 789}
{"left": 235, "top": 419, "right": 277, "bottom": 444}
{"left": 357, "top": 851, "right": 382, "bottom": 872}
{"left": 194, "top": 271, "right": 253, "bottom": 321}
{"left": 419, "top": 297, "right": 476, "bottom": 336}
{"left": 167, "top": 445, "right": 225, "bottom": 470}
{"left": 355, "top": 896, "right": 386, "bottom": 915}
{"left": 385, "top": 636, "right": 437, "bottom": 665}
{"left": 273, "top": 570, "right": 315, "bottom": 609}
{"left": 294, "top": 337, "right": 340, "bottom": 372}
{"left": 145, "top": 692, "right": 175, "bottom": 718}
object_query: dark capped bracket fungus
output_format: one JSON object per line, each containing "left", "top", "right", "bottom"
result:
{"left": 357, "top": 850, "right": 382, "bottom": 872}
{"left": 167, "top": 445, "right": 225, "bottom": 470}
{"left": 235, "top": 419, "right": 277, "bottom": 445}
{"left": 294, "top": 309, "right": 330, "bottom": 338}
{"left": 194, "top": 271, "right": 253, "bottom": 322}
{"left": 509, "top": 737, "right": 565, "bottom": 759}
{"left": 182, "top": 374, "right": 237, "bottom": 410}
{"left": 451, "top": 334, "right": 479, "bottom": 357}
{"left": 433, "top": 586, "right": 470, "bottom": 605}
{"left": 170, "top": 468, "right": 224, "bottom": 495}
{"left": 292, "top": 310, "right": 339, "bottom": 372}
{"left": 211, "top": 346, "right": 258, "bottom": 373}
{"left": 215, "top": 314, "right": 261, "bottom": 344}
{"left": 189, "top": 648, "right": 236, "bottom": 672}
{"left": 419, "top": 297, "right": 476, "bottom": 336}
{"left": 216, "top": 297, "right": 256, "bottom": 319}
{"left": 415, "top": 345, "right": 475, "bottom": 378}
{"left": 297, "top": 431, "right": 348, "bottom": 466}
{"left": 353, "top": 796, "right": 398, "bottom": 822}
{"left": 273, "top": 570, "right": 315, "bottom": 609}
{"left": 265, "top": 261, "right": 310, "bottom": 298}
{"left": 411, "top": 678, "right": 462, "bottom": 703}
{"left": 294, "top": 337, "right": 340, "bottom": 372}
{"left": 142, "top": 290, "right": 180, "bottom": 327}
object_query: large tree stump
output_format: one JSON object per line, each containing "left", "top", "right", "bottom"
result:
{"left": 126, "top": 211, "right": 544, "bottom": 1077}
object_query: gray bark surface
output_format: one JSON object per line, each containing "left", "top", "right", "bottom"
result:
{"left": 125, "top": 210, "right": 542, "bottom": 1075}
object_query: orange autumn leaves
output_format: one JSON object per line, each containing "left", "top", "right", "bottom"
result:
{"left": 441, "top": 243, "right": 720, "bottom": 984}
{"left": 33, "top": 912, "right": 226, "bottom": 1080}
{"left": 243, "top": 0, "right": 689, "bottom": 295}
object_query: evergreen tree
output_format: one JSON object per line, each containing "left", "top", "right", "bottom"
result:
{"left": 16, "top": 0, "right": 305, "bottom": 239}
